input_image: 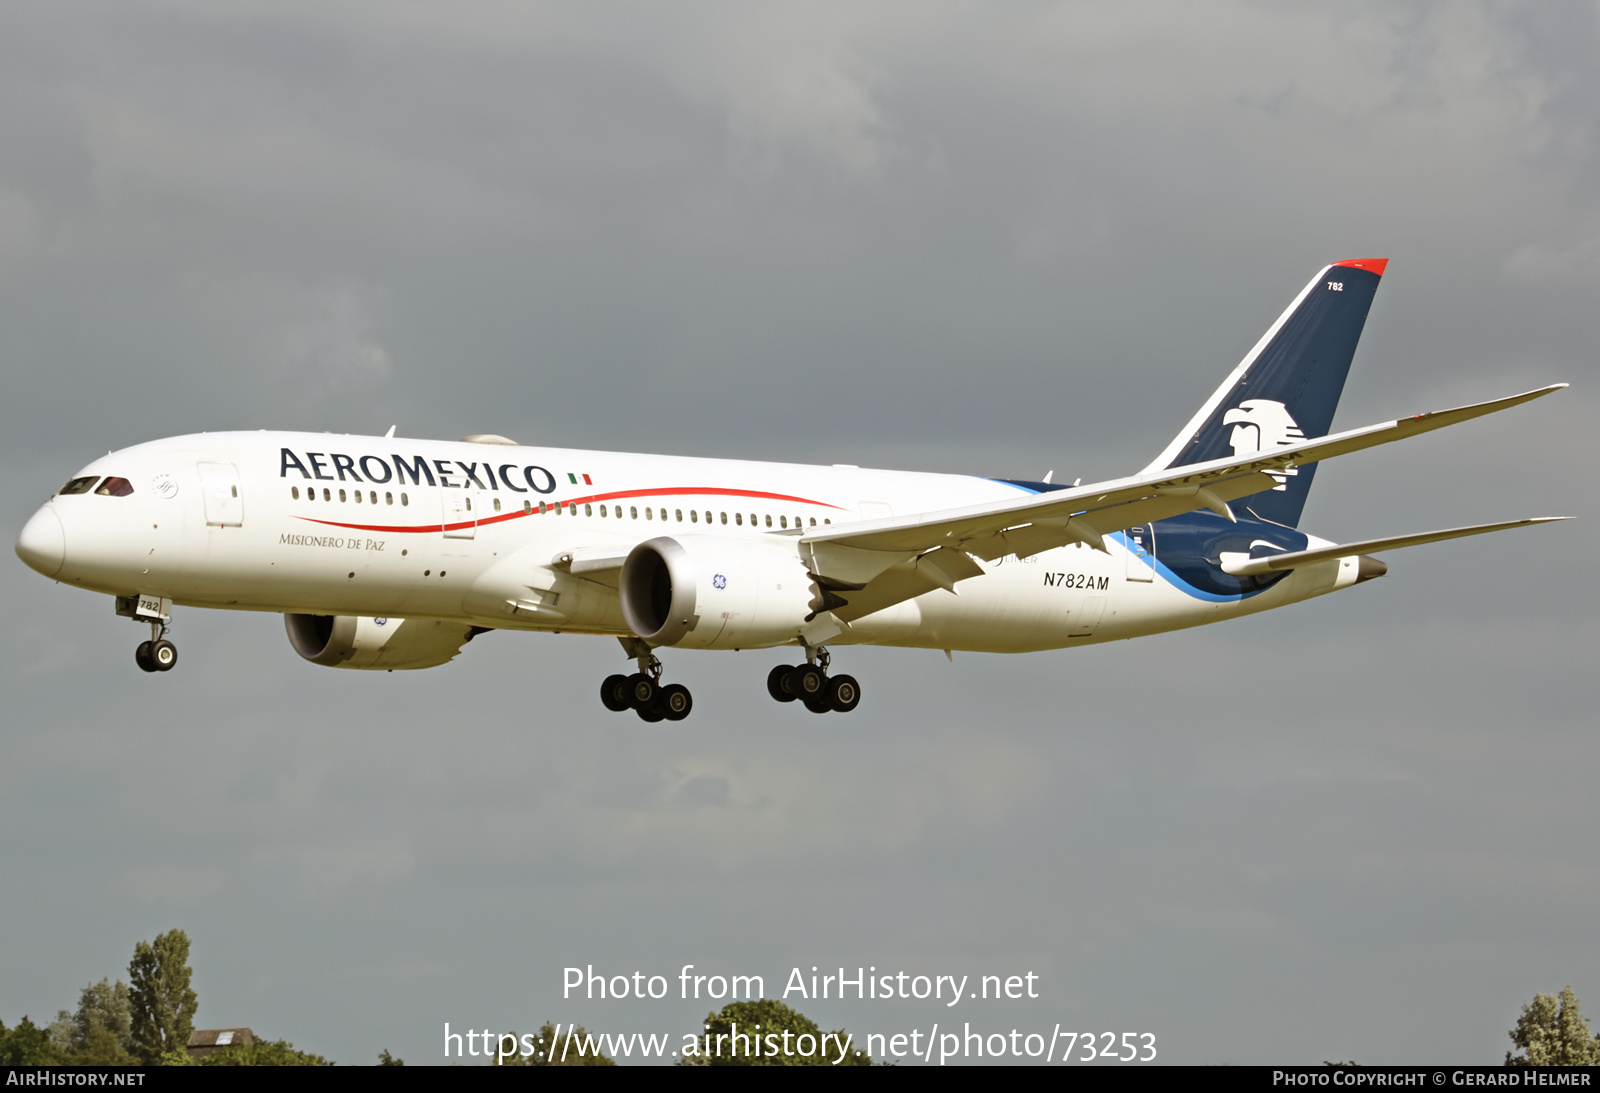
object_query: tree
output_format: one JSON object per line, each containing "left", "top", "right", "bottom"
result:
{"left": 0, "top": 1017, "right": 66, "bottom": 1065}
{"left": 1507, "top": 986, "right": 1600, "bottom": 1066}
{"left": 127, "top": 929, "right": 199, "bottom": 1064}
{"left": 42, "top": 980, "right": 136, "bottom": 1065}
{"left": 377, "top": 1048, "right": 404, "bottom": 1065}
{"left": 64, "top": 978, "right": 136, "bottom": 1065}
{"left": 679, "top": 999, "right": 872, "bottom": 1066}
{"left": 76, "top": 978, "right": 134, "bottom": 1048}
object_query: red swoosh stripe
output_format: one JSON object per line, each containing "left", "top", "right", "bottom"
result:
{"left": 293, "top": 485, "right": 847, "bottom": 534}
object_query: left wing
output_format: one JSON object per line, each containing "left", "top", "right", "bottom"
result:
{"left": 799, "top": 384, "right": 1564, "bottom": 622}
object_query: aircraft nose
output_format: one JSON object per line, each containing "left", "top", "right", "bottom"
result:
{"left": 16, "top": 506, "right": 65, "bottom": 578}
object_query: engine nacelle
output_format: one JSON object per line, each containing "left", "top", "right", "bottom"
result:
{"left": 620, "top": 535, "right": 815, "bottom": 650}
{"left": 284, "top": 613, "right": 482, "bottom": 670}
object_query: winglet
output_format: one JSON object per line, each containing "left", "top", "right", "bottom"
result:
{"left": 1333, "top": 258, "right": 1388, "bottom": 275}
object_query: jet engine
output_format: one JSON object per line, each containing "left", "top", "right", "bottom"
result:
{"left": 620, "top": 535, "right": 816, "bottom": 650}
{"left": 283, "top": 613, "right": 484, "bottom": 670}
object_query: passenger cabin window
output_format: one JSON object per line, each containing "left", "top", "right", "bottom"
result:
{"left": 735, "top": 513, "right": 743, "bottom": 526}
{"left": 584, "top": 503, "right": 592, "bottom": 516}
{"left": 95, "top": 477, "right": 135, "bottom": 497}
{"left": 387, "top": 492, "right": 394, "bottom": 505}
{"left": 401, "top": 493, "right": 409, "bottom": 506}
{"left": 323, "top": 488, "right": 331, "bottom": 501}
{"left": 599, "top": 504, "right": 608, "bottom": 517}
{"left": 58, "top": 476, "right": 100, "bottom": 496}
{"left": 764, "top": 515, "right": 772, "bottom": 528}
{"left": 291, "top": 486, "right": 300, "bottom": 500}
{"left": 339, "top": 489, "right": 347, "bottom": 502}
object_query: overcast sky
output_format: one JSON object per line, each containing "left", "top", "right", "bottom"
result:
{"left": 2, "top": 1, "right": 1596, "bottom": 1066}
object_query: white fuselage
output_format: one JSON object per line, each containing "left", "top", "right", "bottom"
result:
{"left": 22, "top": 430, "right": 1359, "bottom": 656}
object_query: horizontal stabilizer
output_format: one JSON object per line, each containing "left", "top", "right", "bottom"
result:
{"left": 1218, "top": 517, "right": 1571, "bottom": 576}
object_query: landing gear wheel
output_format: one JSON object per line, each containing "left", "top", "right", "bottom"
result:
{"left": 803, "top": 695, "right": 832, "bottom": 714}
{"left": 789, "top": 664, "right": 826, "bottom": 702}
{"left": 826, "top": 673, "right": 861, "bottom": 713}
{"left": 150, "top": 639, "right": 178, "bottom": 672}
{"left": 135, "top": 641, "right": 157, "bottom": 673}
{"left": 626, "top": 673, "right": 657, "bottom": 710}
{"left": 767, "top": 664, "right": 798, "bottom": 703}
{"left": 660, "top": 683, "right": 693, "bottom": 722}
{"left": 600, "top": 674, "right": 631, "bottom": 712}
{"left": 636, "top": 700, "right": 665, "bottom": 723}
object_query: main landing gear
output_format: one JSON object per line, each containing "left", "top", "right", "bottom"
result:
{"left": 135, "top": 621, "right": 178, "bottom": 674}
{"left": 601, "top": 639, "right": 692, "bottom": 723}
{"left": 766, "top": 646, "right": 860, "bottom": 715}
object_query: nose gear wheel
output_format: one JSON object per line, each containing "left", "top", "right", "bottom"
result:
{"left": 134, "top": 620, "right": 178, "bottom": 673}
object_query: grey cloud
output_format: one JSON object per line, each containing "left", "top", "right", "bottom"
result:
{"left": 1, "top": 0, "right": 1594, "bottom": 1067}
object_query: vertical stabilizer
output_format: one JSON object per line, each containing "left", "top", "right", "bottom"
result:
{"left": 1143, "top": 259, "right": 1387, "bottom": 527}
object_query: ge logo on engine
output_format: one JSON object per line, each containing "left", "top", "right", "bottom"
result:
{"left": 712, "top": 574, "right": 727, "bottom": 590}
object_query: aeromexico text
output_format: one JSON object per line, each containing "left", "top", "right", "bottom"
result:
{"left": 280, "top": 448, "right": 561, "bottom": 493}
{"left": 566, "top": 965, "right": 1041, "bottom": 1008}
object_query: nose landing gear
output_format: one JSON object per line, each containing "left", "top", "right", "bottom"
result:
{"left": 602, "top": 638, "right": 693, "bottom": 722}
{"left": 767, "top": 646, "right": 860, "bottom": 714}
{"left": 118, "top": 595, "right": 177, "bottom": 674}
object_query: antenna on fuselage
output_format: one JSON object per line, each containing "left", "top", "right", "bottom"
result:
{"left": 384, "top": 425, "right": 396, "bottom": 438}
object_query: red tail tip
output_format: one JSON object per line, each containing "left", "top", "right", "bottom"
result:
{"left": 1332, "top": 258, "right": 1388, "bottom": 276}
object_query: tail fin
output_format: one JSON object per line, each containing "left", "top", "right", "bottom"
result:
{"left": 1143, "top": 259, "right": 1387, "bottom": 527}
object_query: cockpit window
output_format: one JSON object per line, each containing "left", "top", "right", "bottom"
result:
{"left": 95, "top": 477, "right": 135, "bottom": 497}
{"left": 58, "top": 476, "right": 100, "bottom": 495}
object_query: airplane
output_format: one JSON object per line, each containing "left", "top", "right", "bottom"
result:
{"left": 14, "top": 259, "right": 1568, "bottom": 722}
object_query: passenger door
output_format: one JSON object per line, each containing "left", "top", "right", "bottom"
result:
{"left": 442, "top": 489, "right": 477, "bottom": 539}
{"left": 1124, "top": 525, "right": 1155, "bottom": 582}
{"left": 197, "top": 463, "right": 244, "bottom": 527}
